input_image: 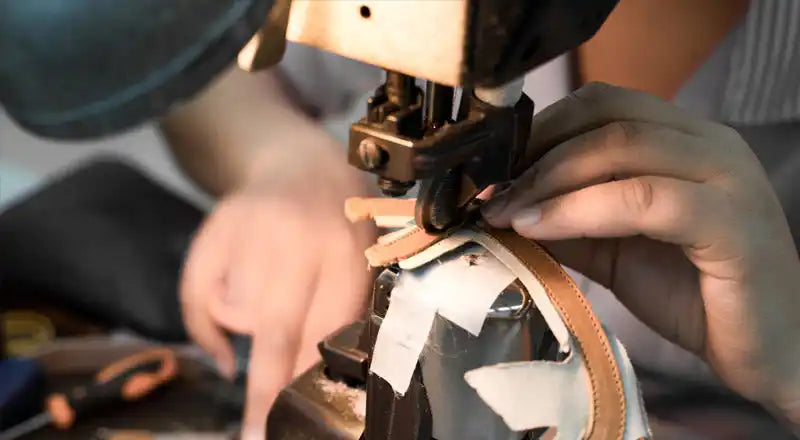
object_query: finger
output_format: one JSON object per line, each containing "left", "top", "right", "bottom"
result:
{"left": 484, "top": 121, "right": 728, "bottom": 227}
{"left": 180, "top": 204, "right": 241, "bottom": 378}
{"left": 239, "top": 263, "right": 319, "bottom": 439}
{"left": 234, "top": 226, "right": 321, "bottom": 439}
{"left": 294, "top": 226, "right": 371, "bottom": 375}
{"left": 509, "top": 176, "right": 735, "bottom": 250}
{"left": 518, "top": 82, "right": 733, "bottom": 172}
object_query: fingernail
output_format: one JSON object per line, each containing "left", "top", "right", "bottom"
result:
{"left": 511, "top": 206, "right": 542, "bottom": 230}
{"left": 481, "top": 196, "right": 509, "bottom": 218}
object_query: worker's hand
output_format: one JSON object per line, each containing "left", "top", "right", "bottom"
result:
{"left": 180, "top": 144, "right": 373, "bottom": 439}
{"left": 482, "top": 83, "right": 800, "bottom": 429}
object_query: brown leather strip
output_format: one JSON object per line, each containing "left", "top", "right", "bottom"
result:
{"left": 345, "top": 197, "right": 450, "bottom": 267}
{"left": 482, "top": 227, "right": 626, "bottom": 440}
{"left": 344, "top": 197, "right": 416, "bottom": 224}
{"left": 364, "top": 226, "right": 446, "bottom": 267}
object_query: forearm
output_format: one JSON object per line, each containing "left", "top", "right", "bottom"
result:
{"left": 159, "top": 66, "right": 347, "bottom": 197}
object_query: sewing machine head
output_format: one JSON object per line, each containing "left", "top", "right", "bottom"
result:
{"left": 256, "top": 0, "right": 621, "bottom": 232}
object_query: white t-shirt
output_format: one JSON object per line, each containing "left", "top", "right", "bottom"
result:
{"left": 276, "top": 8, "right": 800, "bottom": 386}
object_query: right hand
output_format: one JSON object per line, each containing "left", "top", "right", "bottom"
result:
{"left": 482, "top": 83, "right": 800, "bottom": 430}
{"left": 180, "top": 145, "right": 374, "bottom": 439}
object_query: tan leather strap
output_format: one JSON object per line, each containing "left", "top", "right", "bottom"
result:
{"left": 346, "top": 197, "right": 448, "bottom": 267}
{"left": 345, "top": 197, "right": 417, "bottom": 228}
{"left": 481, "top": 227, "right": 626, "bottom": 440}
{"left": 347, "top": 197, "right": 629, "bottom": 439}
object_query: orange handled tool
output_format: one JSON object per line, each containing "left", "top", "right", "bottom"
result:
{"left": 0, "top": 348, "right": 178, "bottom": 440}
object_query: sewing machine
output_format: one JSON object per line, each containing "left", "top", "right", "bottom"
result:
{"left": 0, "top": 1, "right": 619, "bottom": 438}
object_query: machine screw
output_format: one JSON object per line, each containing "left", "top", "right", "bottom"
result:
{"left": 358, "top": 138, "right": 385, "bottom": 170}
{"left": 377, "top": 178, "right": 415, "bottom": 197}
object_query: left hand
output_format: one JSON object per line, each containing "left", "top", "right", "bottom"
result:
{"left": 180, "top": 143, "right": 374, "bottom": 439}
{"left": 481, "top": 83, "right": 800, "bottom": 429}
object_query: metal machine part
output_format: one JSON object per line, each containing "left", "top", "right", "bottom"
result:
{"left": 420, "top": 286, "right": 555, "bottom": 440}
{"left": 348, "top": 73, "right": 534, "bottom": 231}
{"left": 285, "top": 0, "right": 618, "bottom": 88}
{"left": 268, "top": 323, "right": 368, "bottom": 440}
{"left": 329, "top": 0, "right": 617, "bottom": 231}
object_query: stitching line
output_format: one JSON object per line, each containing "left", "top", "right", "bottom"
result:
{"left": 496, "top": 233, "right": 626, "bottom": 440}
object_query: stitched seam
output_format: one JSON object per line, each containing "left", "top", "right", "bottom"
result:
{"left": 523, "top": 248, "right": 602, "bottom": 438}
{"left": 382, "top": 227, "right": 427, "bottom": 246}
{"left": 534, "top": 244, "right": 625, "bottom": 440}
{"left": 368, "top": 227, "right": 450, "bottom": 266}
{"left": 534, "top": 244, "right": 626, "bottom": 440}
{"left": 505, "top": 237, "right": 626, "bottom": 440}
{"left": 366, "top": 228, "right": 426, "bottom": 265}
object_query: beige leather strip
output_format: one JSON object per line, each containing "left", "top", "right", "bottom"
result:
{"left": 346, "top": 197, "right": 452, "bottom": 267}
{"left": 344, "top": 197, "right": 416, "bottom": 226}
{"left": 483, "top": 227, "right": 626, "bottom": 440}
{"left": 364, "top": 226, "right": 446, "bottom": 267}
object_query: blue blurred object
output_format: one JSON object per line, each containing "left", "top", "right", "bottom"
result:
{"left": 0, "top": 358, "right": 44, "bottom": 430}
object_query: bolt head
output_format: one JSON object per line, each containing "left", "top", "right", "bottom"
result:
{"left": 358, "top": 138, "right": 384, "bottom": 170}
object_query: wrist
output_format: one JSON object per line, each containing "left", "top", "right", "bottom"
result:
{"left": 237, "top": 127, "right": 372, "bottom": 201}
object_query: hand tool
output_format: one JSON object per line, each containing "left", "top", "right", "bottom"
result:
{"left": 0, "top": 347, "right": 177, "bottom": 440}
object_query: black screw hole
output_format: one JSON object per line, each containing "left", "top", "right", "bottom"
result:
{"left": 360, "top": 5, "right": 371, "bottom": 18}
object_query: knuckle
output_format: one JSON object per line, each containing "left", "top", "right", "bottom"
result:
{"left": 714, "top": 123, "right": 745, "bottom": 146}
{"left": 621, "top": 177, "right": 655, "bottom": 215}
{"left": 572, "top": 81, "right": 618, "bottom": 101}
{"left": 600, "top": 121, "right": 641, "bottom": 150}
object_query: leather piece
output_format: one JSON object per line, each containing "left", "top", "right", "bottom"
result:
{"left": 345, "top": 197, "right": 441, "bottom": 267}
{"left": 364, "top": 226, "right": 447, "bottom": 268}
{"left": 345, "top": 197, "right": 416, "bottom": 226}
{"left": 346, "top": 197, "right": 633, "bottom": 438}
{"left": 403, "top": 227, "right": 628, "bottom": 439}
{"left": 483, "top": 228, "right": 626, "bottom": 440}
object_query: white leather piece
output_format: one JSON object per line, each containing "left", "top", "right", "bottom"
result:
{"left": 370, "top": 244, "right": 517, "bottom": 394}
{"left": 464, "top": 330, "right": 652, "bottom": 440}
{"left": 372, "top": 214, "right": 415, "bottom": 229}
{"left": 370, "top": 273, "right": 438, "bottom": 394}
{"left": 399, "top": 229, "right": 570, "bottom": 350}
{"left": 376, "top": 224, "right": 418, "bottom": 244}
{"left": 432, "top": 246, "right": 517, "bottom": 335}
{"left": 463, "top": 343, "right": 590, "bottom": 439}
{"left": 609, "top": 330, "right": 652, "bottom": 439}
{"left": 397, "top": 229, "right": 472, "bottom": 270}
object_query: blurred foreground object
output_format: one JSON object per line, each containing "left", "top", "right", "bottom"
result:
{"left": 0, "top": 159, "right": 202, "bottom": 341}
